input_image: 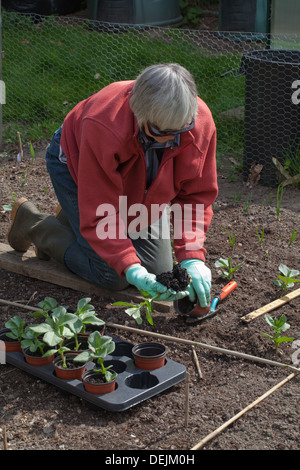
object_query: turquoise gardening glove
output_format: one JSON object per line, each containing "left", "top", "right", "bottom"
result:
{"left": 126, "top": 265, "right": 189, "bottom": 302}
{"left": 181, "top": 259, "right": 211, "bottom": 307}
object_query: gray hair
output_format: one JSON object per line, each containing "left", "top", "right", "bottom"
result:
{"left": 130, "top": 63, "right": 198, "bottom": 131}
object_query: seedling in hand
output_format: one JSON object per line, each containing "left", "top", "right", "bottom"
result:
{"left": 272, "top": 264, "right": 300, "bottom": 292}
{"left": 113, "top": 296, "right": 155, "bottom": 325}
{"left": 263, "top": 314, "right": 294, "bottom": 353}
{"left": 74, "top": 331, "right": 118, "bottom": 383}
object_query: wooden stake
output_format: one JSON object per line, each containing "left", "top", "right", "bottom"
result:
{"left": 184, "top": 372, "right": 190, "bottom": 427}
{"left": 191, "top": 372, "right": 297, "bottom": 450}
{"left": 1, "top": 425, "right": 8, "bottom": 450}
{"left": 241, "top": 288, "right": 300, "bottom": 323}
{"left": 192, "top": 345, "right": 203, "bottom": 379}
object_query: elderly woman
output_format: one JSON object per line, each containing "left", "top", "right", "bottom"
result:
{"left": 7, "top": 63, "right": 218, "bottom": 309}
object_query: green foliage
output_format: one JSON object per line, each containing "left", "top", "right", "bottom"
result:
{"left": 215, "top": 257, "right": 243, "bottom": 280}
{"left": 289, "top": 229, "right": 298, "bottom": 246}
{"left": 226, "top": 226, "right": 236, "bottom": 248}
{"left": 21, "top": 326, "right": 47, "bottom": 356}
{"left": 5, "top": 315, "right": 25, "bottom": 342}
{"left": 256, "top": 226, "right": 264, "bottom": 245}
{"left": 74, "top": 331, "right": 118, "bottom": 383}
{"left": 263, "top": 314, "right": 294, "bottom": 352}
{"left": 73, "top": 297, "right": 105, "bottom": 334}
{"left": 272, "top": 264, "right": 300, "bottom": 292}
{"left": 180, "top": 0, "right": 203, "bottom": 25}
{"left": 113, "top": 297, "right": 155, "bottom": 326}
{"left": 30, "top": 306, "right": 79, "bottom": 367}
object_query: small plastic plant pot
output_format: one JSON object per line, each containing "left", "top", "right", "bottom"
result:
{"left": 22, "top": 347, "right": 55, "bottom": 367}
{"left": 53, "top": 353, "right": 86, "bottom": 380}
{"left": 174, "top": 298, "right": 210, "bottom": 317}
{"left": 82, "top": 370, "right": 117, "bottom": 395}
{"left": 132, "top": 342, "right": 166, "bottom": 370}
{"left": 0, "top": 328, "right": 22, "bottom": 352}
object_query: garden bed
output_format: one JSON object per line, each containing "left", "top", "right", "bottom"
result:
{"left": 0, "top": 149, "right": 300, "bottom": 450}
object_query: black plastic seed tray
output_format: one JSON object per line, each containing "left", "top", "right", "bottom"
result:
{"left": 5, "top": 336, "right": 186, "bottom": 411}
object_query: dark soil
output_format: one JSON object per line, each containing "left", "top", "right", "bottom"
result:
{"left": 156, "top": 264, "right": 190, "bottom": 292}
{"left": 0, "top": 143, "right": 300, "bottom": 451}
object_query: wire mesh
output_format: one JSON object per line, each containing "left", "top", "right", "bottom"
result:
{"left": 1, "top": 10, "right": 300, "bottom": 186}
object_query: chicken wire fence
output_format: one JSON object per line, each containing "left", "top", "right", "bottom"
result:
{"left": 1, "top": 10, "right": 300, "bottom": 187}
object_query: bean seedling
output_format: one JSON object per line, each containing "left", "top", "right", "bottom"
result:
{"left": 263, "top": 314, "right": 294, "bottom": 353}
{"left": 215, "top": 257, "right": 243, "bottom": 280}
{"left": 113, "top": 296, "right": 155, "bottom": 326}
{"left": 272, "top": 264, "right": 300, "bottom": 292}
{"left": 74, "top": 331, "right": 118, "bottom": 383}
{"left": 5, "top": 316, "right": 25, "bottom": 342}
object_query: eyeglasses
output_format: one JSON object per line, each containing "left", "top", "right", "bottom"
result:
{"left": 147, "top": 118, "right": 195, "bottom": 137}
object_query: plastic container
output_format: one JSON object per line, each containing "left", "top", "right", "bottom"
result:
{"left": 87, "top": 0, "right": 182, "bottom": 26}
{"left": 5, "top": 336, "right": 186, "bottom": 411}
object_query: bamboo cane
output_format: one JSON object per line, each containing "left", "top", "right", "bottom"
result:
{"left": 0, "top": 298, "right": 299, "bottom": 373}
{"left": 192, "top": 345, "right": 203, "bottom": 379}
{"left": 106, "top": 321, "right": 300, "bottom": 373}
{"left": 191, "top": 372, "right": 297, "bottom": 450}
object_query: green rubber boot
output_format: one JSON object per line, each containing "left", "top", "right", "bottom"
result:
{"left": 7, "top": 198, "right": 76, "bottom": 265}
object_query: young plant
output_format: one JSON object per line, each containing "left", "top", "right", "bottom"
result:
{"left": 113, "top": 296, "right": 155, "bottom": 326}
{"left": 272, "top": 264, "right": 300, "bottom": 292}
{"left": 5, "top": 316, "right": 25, "bottom": 342}
{"left": 30, "top": 306, "right": 79, "bottom": 368}
{"left": 215, "top": 257, "right": 243, "bottom": 280}
{"left": 263, "top": 314, "right": 294, "bottom": 352}
{"left": 289, "top": 229, "right": 298, "bottom": 246}
{"left": 31, "top": 296, "right": 59, "bottom": 320}
{"left": 226, "top": 226, "right": 236, "bottom": 248}
{"left": 74, "top": 331, "right": 118, "bottom": 383}
{"left": 21, "top": 326, "right": 48, "bottom": 356}
{"left": 73, "top": 297, "right": 105, "bottom": 334}
{"left": 256, "top": 226, "right": 264, "bottom": 245}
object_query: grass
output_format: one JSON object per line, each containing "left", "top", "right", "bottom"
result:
{"left": 2, "top": 11, "right": 245, "bottom": 156}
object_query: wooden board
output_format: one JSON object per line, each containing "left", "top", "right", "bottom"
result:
{"left": 0, "top": 243, "right": 171, "bottom": 312}
{"left": 241, "top": 288, "right": 300, "bottom": 322}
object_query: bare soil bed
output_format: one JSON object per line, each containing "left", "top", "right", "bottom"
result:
{"left": 0, "top": 142, "right": 300, "bottom": 451}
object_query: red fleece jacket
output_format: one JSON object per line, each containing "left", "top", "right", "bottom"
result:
{"left": 60, "top": 81, "right": 218, "bottom": 276}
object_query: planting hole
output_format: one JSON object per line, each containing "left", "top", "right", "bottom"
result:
{"left": 111, "top": 341, "right": 133, "bottom": 358}
{"left": 103, "top": 359, "right": 126, "bottom": 374}
{"left": 125, "top": 371, "right": 159, "bottom": 389}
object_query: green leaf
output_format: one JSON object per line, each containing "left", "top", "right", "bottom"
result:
{"left": 76, "top": 297, "right": 93, "bottom": 313}
{"left": 145, "top": 308, "right": 154, "bottom": 325}
{"left": 29, "top": 323, "right": 52, "bottom": 334}
{"left": 112, "top": 301, "right": 136, "bottom": 307}
{"left": 42, "top": 349, "right": 57, "bottom": 357}
{"left": 43, "top": 331, "right": 63, "bottom": 346}
{"left": 73, "top": 350, "right": 91, "bottom": 363}
{"left": 277, "top": 336, "right": 294, "bottom": 343}
{"left": 37, "top": 297, "right": 58, "bottom": 311}
{"left": 278, "top": 263, "right": 289, "bottom": 276}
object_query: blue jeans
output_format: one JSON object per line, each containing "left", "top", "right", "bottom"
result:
{"left": 45, "top": 127, "right": 173, "bottom": 290}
